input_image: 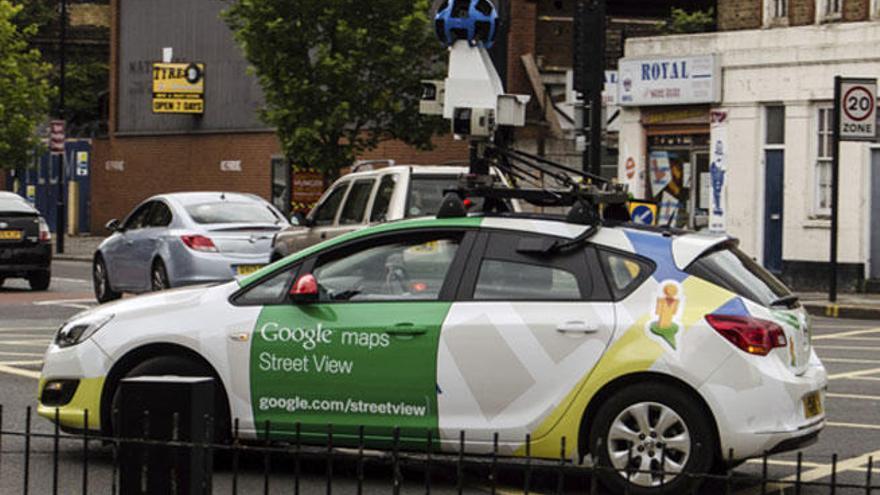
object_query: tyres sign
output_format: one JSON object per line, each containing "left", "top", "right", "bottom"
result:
{"left": 839, "top": 79, "right": 877, "bottom": 141}
{"left": 152, "top": 62, "right": 205, "bottom": 114}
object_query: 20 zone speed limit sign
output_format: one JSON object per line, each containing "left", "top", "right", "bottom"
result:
{"left": 840, "top": 78, "right": 877, "bottom": 141}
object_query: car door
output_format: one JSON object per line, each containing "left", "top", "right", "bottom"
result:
{"left": 123, "top": 201, "right": 165, "bottom": 291}
{"left": 436, "top": 231, "right": 616, "bottom": 452}
{"left": 104, "top": 202, "right": 152, "bottom": 290}
{"left": 337, "top": 178, "right": 375, "bottom": 233}
{"left": 291, "top": 182, "right": 350, "bottom": 252}
{"left": 246, "top": 229, "right": 474, "bottom": 445}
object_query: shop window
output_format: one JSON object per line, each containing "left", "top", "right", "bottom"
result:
{"left": 765, "top": 106, "right": 785, "bottom": 145}
{"left": 764, "top": 0, "right": 788, "bottom": 25}
{"left": 873, "top": 0, "right": 880, "bottom": 18}
{"left": 814, "top": 106, "right": 834, "bottom": 216}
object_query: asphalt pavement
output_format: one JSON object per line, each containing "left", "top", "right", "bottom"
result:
{"left": 0, "top": 261, "right": 879, "bottom": 493}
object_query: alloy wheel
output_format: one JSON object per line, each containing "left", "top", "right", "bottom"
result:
{"left": 606, "top": 401, "right": 691, "bottom": 487}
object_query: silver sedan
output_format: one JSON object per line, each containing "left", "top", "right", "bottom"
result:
{"left": 93, "top": 192, "right": 288, "bottom": 302}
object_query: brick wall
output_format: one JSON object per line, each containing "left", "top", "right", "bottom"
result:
{"left": 506, "top": 0, "right": 538, "bottom": 95}
{"left": 718, "top": 0, "right": 762, "bottom": 31}
{"left": 0, "top": 172, "right": 6, "bottom": 191}
{"left": 843, "top": 0, "right": 870, "bottom": 21}
{"left": 790, "top": 0, "right": 817, "bottom": 25}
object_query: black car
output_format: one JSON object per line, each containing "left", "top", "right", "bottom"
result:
{"left": 0, "top": 194, "right": 52, "bottom": 290}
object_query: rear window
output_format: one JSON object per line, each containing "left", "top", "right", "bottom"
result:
{"left": 0, "top": 198, "right": 36, "bottom": 214}
{"left": 407, "top": 175, "right": 492, "bottom": 218}
{"left": 186, "top": 202, "right": 281, "bottom": 225}
{"left": 685, "top": 244, "right": 793, "bottom": 307}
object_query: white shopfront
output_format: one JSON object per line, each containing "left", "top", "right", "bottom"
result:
{"left": 618, "top": 22, "right": 880, "bottom": 290}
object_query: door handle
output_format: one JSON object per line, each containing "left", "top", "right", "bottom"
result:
{"left": 386, "top": 323, "right": 428, "bottom": 336}
{"left": 556, "top": 321, "right": 599, "bottom": 334}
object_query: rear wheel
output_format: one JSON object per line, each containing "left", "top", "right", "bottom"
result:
{"left": 28, "top": 271, "right": 50, "bottom": 291}
{"left": 0, "top": 277, "right": 5, "bottom": 288}
{"left": 588, "top": 382, "right": 716, "bottom": 495}
{"left": 93, "top": 256, "right": 121, "bottom": 303}
{"left": 109, "top": 356, "right": 231, "bottom": 443}
{"left": 151, "top": 259, "right": 169, "bottom": 291}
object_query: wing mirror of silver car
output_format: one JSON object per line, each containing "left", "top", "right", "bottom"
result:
{"left": 105, "top": 219, "right": 121, "bottom": 232}
{"left": 289, "top": 212, "right": 310, "bottom": 227}
{"left": 290, "top": 273, "right": 319, "bottom": 304}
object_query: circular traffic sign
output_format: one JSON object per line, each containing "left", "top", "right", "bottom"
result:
{"left": 843, "top": 86, "right": 875, "bottom": 122}
{"left": 631, "top": 205, "right": 655, "bottom": 225}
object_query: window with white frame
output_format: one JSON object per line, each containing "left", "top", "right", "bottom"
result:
{"left": 766, "top": 0, "right": 788, "bottom": 22}
{"left": 873, "top": 0, "right": 879, "bottom": 18}
{"left": 820, "top": 0, "right": 842, "bottom": 19}
{"left": 814, "top": 106, "right": 834, "bottom": 216}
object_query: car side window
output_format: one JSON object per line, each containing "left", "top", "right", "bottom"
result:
{"left": 147, "top": 202, "right": 173, "bottom": 227}
{"left": 339, "top": 179, "right": 375, "bottom": 225}
{"left": 234, "top": 265, "right": 300, "bottom": 306}
{"left": 474, "top": 259, "right": 581, "bottom": 301}
{"left": 311, "top": 233, "right": 462, "bottom": 302}
{"left": 123, "top": 202, "right": 153, "bottom": 231}
{"left": 312, "top": 184, "right": 348, "bottom": 226}
{"left": 598, "top": 249, "right": 654, "bottom": 300}
{"left": 370, "top": 174, "right": 397, "bottom": 222}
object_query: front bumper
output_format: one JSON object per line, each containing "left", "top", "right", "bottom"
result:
{"left": 0, "top": 242, "right": 51, "bottom": 276}
{"left": 699, "top": 349, "right": 828, "bottom": 460}
{"left": 37, "top": 339, "right": 111, "bottom": 433}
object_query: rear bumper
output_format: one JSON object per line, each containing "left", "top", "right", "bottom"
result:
{"left": 168, "top": 247, "right": 270, "bottom": 287}
{"left": 0, "top": 243, "right": 52, "bottom": 276}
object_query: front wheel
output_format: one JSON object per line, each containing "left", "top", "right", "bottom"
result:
{"left": 589, "top": 382, "right": 716, "bottom": 494}
{"left": 151, "top": 259, "right": 170, "bottom": 292}
{"left": 94, "top": 256, "right": 121, "bottom": 303}
{"left": 28, "top": 271, "right": 51, "bottom": 291}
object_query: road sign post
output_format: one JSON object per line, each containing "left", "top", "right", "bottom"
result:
{"left": 49, "top": 120, "right": 66, "bottom": 254}
{"left": 829, "top": 77, "right": 877, "bottom": 302}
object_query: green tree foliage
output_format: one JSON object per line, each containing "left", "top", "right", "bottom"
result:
{"left": 666, "top": 8, "right": 715, "bottom": 34}
{"left": 0, "top": 0, "right": 53, "bottom": 169}
{"left": 224, "top": 0, "right": 445, "bottom": 177}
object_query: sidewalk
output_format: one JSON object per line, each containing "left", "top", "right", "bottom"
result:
{"left": 52, "top": 235, "right": 104, "bottom": 263}
{"left": 799, "top": 292, "right": 880, "bottom": 320}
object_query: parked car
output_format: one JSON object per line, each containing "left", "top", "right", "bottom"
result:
{"left": 271, "top": 163, "right": 516, "bottom": 259}
{"left": 0, "top": 195, "right": 52, "bottom": 290}
{"left": 93, "top": 192, "right": 288, "bottom": 302}
{"left": 43, "top": 212, "right": 823, "bottom": 494}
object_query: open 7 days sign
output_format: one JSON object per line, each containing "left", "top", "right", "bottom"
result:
{"left": 839, "top": 78, "right": 877, "bottom": 141}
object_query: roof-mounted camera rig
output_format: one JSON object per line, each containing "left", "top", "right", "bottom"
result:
{"left": 422, "top": 0, "right": 629, "bottom": 229}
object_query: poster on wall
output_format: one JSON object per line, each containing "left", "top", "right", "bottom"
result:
{"left": 709, "top": 110, "right": 728, "bottom": 233}
{"left": 291, "top": 165, "right": 325, "bottom": 214}
{"left": 657, "top": 191, "right": 680, "bottom": 226}
{"left": 649, "top": 151, "right": 672, "bottom": 194}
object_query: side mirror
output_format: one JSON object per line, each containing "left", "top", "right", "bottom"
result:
{"left": 290, "top": 211, "right": 309, "bottom": 227}
{"left": 105, "top": 219, "right": 121, "bottom": 232}
{"left": 290, "top": 273, "right": 318, "bottom": 304}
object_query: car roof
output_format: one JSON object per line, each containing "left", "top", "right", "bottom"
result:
{"left": 152, "top": 192, "right": 264, "bottom": 206}
{"left": 339, "top": 165, "right": 474, "bottom": 180}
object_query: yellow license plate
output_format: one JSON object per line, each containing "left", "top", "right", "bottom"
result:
{"left": 0, "top": 230, "right": 23, "bottom": 240}
{"left": 803, "top": 391, "right": 823, "bottom": 419}
{"left": 236, "top": 265, "right": 264, "bottom": 276}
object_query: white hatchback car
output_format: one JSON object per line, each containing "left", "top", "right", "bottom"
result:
{"left": 39, "top": 214, "right": 825, "bottom": 494}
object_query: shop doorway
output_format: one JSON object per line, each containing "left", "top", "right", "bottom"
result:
{"left": 763, "top": 150, "right": 785, "bottom": 274}
{"left": 871, "top": 149, "right": 880, "bottom": 280}
{"left": 647, "top": 134, "right": 710, "bottom": 230}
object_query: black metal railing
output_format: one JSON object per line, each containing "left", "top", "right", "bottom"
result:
{"left": 0, "top": 406, "right": 877, "bottom": 494}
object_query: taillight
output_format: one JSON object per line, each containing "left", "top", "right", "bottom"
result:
{"left": 705, "top": 314, "right": 787, "bottom": 356}
{"left": 38, "top": 218, "right": 52, "bottom": 243}
{"left": 181, "top": 235, "right": 218, "bottom": 252}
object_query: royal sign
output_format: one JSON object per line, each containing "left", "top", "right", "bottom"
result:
{"left": 839, "top": 78, "right": 877, "bottom": 142}
{"left": 618, "top": 55, "right": 720, "bottom": 107}
{"left": 152, "top": 62, "right": 205, "bottom": 114}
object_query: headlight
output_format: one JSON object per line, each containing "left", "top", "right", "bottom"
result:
{"left": 55, "top": 314, "right": 114, "bottom": 348}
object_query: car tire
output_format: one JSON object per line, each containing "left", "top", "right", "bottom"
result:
{"left": 110, "top": 356, "right": 231, "bottom": 443}
{"left": 0, "top": 277, "right": 5, "bottom": 288}
{"left": 151, "top": 259, "right": 170, "bottom": 292}
{"left": 588, "top": 382, "right": 716, "bottom": 495}
{"left": 93, "top": 256, "right": 121, "bottom": 303}
{"left": 28, "top": 271, "right": 51, "bottom": 291}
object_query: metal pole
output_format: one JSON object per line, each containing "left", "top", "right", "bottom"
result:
{"left": 573, "top": 0, "right": 605, "bottom": 177}
{"left": 589, "top": 0, "right": 605, "bottom": 179}
{"left": 55, "top": 0, "right": 67, "bottom": 254}
{"left": 830, "top": 75, "right": 841, "bottom": 302}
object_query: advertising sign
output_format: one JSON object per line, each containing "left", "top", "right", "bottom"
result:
{"left": 708, "top": 110, "right": 728, "bottom": 233}
{"left": 152, "top": 62, "right": 205, "bottom": 114}
{"left": 292, "top": 166, "right": 325, "bottom": 213}
{"left": 839, "top": 78, "right": 877, "bottom": 141}
{"left": 649, "top": 151, "right": 672, "bottom": 194}
{"left": 618, "top": 55, "right": 720, "bottom": 107}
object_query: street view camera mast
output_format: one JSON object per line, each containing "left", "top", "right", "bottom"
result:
{"left": 420, "top": 0, "right": 629, "bottom": 226}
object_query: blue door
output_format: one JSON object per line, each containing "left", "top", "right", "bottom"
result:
{"left": 763, "top": 150, "right": 784, "bottom": 274}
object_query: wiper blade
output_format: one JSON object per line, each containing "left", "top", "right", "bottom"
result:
{"left": 770, "top": 295, "right": 800, "bottom": 307}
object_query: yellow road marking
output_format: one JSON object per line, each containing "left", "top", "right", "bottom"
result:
{"left": 827, "top": 421, "right": 880, "bottom": 431}
{"left": 0, "top": 364, "right": 40, "bottom": 379}
{"left": 821, "top": 357, "right": 880, "bottom": 364}
{"left": 813, "top": 327, "right": 880, "bottom": 340}
{"left": 0, "top": 360, "right": 43, "bottom": 366}
{"left": 828, "top": 366, "right": 880, "bottom": 380}
{"left": 780, "top": 448, "right": 880, "bottom": 483}
{"left": 844, "top": 376, "right": 880, "bottom": 382}
{"left": 0, "top": 327, "right": 56, "bottom": 332}
{"left": 0, "top": 339, "right": 52, "bottom": 346}
{"left": 0, "top": 351, "right": 44, "bottom": 357}
{"left": 827, "top": 392, "right": 880, "bottom": 401}
{"left": 744, "top": 458, "right": 824, "bottom": 468}
{"left": 814, "top": 345, "right": 880, "bottom": 351}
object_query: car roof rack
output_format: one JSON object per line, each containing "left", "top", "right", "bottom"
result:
{"left": 437, "top": 144, "right": 631, "bottom": 231}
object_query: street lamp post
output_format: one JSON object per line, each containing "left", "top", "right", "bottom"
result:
{"left": 55, "top": 0, "right": 67, "bottom": 254}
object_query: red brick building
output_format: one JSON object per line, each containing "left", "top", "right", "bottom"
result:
{"left": 91, "top": 0, "right": 712, "bottom": 233}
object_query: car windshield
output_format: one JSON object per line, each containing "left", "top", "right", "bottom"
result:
{"left": 0, "top": 198, "right": 36, "bottom": 214}
{"left": 185, "top": 201, "right": 281, "bottom": 225}
{"left": 407, "top": 175, "right": 486, "bottom": 218}
{"left": 685, "top": 243, "right": 793, "bottom": 307}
